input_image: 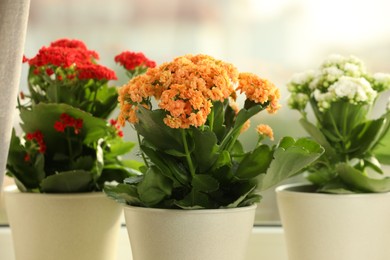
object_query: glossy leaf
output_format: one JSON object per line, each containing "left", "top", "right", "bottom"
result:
{"left": 175, "top": 189, "right": 212, "bottom": 209}
{"left": 40, "top": 170, "right": 94, "bottom": 193}
{"left": 337, "top": 163, "right": 390, "bottom": 193}
{"left": 192, "top": 127, "right": 219, "bottom": 172}
{"left": 235, "top": 145, "right": 273, "bottom": 180}
{"left": 192, "top": 174, "right": 219, "bottom": 192}
{"left": 258, "top": 137, "right": 324, "bottom": 191}
{"left": 349, "top": 117, "right": 387, "bottom": 157}
{"left": 137, "top": 166, "right": 173, "bottom": 206}
{"left": 135, "top": 107, "right": 184, "bottom": 152}
{"left": 300, "top": 118, "right": 338, "bottom": 161}
{"left": 104, "top": 184, "right": 141, "bottom": 205}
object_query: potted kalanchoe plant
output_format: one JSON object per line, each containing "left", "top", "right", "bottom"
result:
{"left": 105, "top": 54, "right": 324, "bottom": 260}
{"left": 4, "top": 39, "right": 150, "bottom": 260}
{"left": 277, "top": 54, "right": 390, "bottom": 260}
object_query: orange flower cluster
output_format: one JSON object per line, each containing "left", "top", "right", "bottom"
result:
{"left": 237, "top": 73, "right": 281, "bottom": 113}
{"left": 256, "top": 124, "right": 274, "bottom": 140}
{"left": 118, "top": 54, "right": 280, "bottom": 129}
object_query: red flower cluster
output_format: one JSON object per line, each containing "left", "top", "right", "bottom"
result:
{"left": 77, "top": 64, "right": 117, "bottom": 81}
{"left": 26, "top": 38, "right": 117, "bottom": 81}
{"left": 114, "top": 51, "right": 156, "bottom": 71}
{"left": 25, "top": 130, "right": 46, "bottom": 154}
{"left": 50, "top": 39, "right": 88, "bottom": 50}
{"left": 54, "top": 113, "right": 83, "bottom": 134}
{"left": 110, "top": 119, "right": 124, "bottom": 137}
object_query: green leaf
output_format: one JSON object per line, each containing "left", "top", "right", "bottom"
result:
{"left": 135, "top": 107, "right": 183, "bottom": 152}
{"left": 141, "top": 143, "right": 190, "bottom": 186}
{"left": 19, "top": 103, "right": 115, "bottom": 156}
{"left": 225, "top": 182, "right": 257, "bottom": 208}
{"left": 212, "top": 150, "right": 232, "bottom": 170}
{"left": 300, "top": 118, "right": 337, "bottom": 161}
{"left": 192, "top": 174, "right": 219, "bottom": 192}
{"left": 6, "top": 130, "right": 45, "bottom": 190}
{"left": 322, "top": 101, "right": 368, "bottom": 137}
{"left": 258, "top": 137, "right": 324, "bottom": 191}
{"left": 235, "top": 145, "right": 273, "bottom": 180}
{"left": 137, "top": 166, "right": 173, "bottom": 206}
{"left": 174, "top": 189, "right": 212, "bottom": 209}
{"left": 209, "top": 101, "right": 227, "bottom": 141}
{"left": 192, "top": 127, "right": 219, "bottom": 172}
{"left": 363, "top": 155, "right": 383, "bottom": 174}
{"left": 104, "top": 138, "right": 135, "bottom": 158}
{"left": 92, "top": 84, "right": 118, "bottom": 119}
{"left": 337, "top": 163, "right": 390, "bottom": 193}
{"left": 372, "top": 112, "right": 390, "bottom": 164}
{"left": 235, "top": 102, "right": 264, "bottom": 127}
{"left": 40, "top": 170, "right": 94, "bottom": 193}
{"left": 104, "top": 183, "right": 142, "bottom": 205}
{"left": 349, "top": 117, "right": 387, "bottom": 157}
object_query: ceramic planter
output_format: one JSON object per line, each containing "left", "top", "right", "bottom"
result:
{"left": 4, "top": 185, "right": 122, "bottom": 260}
{"left": 276, "top": 183, "right": 390, "bottom": 260}
{"left": 123, "top": 204, "right": 257, "bottom": 260}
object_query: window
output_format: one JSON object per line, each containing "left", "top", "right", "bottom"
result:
{"left": 2, "top": 0, "right": 390, "bottom": 228}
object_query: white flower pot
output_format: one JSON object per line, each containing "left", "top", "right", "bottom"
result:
{"left": 123, "top": 204, "right": 257, "bottom": 260}
{"left": 276, "top": 183, "right": 390, "bottom": 260}
{"left": 4, "top": 185, "right": 122, "bottom": 260}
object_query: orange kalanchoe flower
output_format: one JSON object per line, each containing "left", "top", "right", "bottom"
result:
{"left": 237, "top": 73, "right": 281, "bottom": 114}
{"left": 256, "top": 124, "right": 274, "bottom": 140}
{"left": 118, "top": 54, "right": 280, "bottom": 130}
{"left": 118, "top": 54, "right": 240, "bottom": 129}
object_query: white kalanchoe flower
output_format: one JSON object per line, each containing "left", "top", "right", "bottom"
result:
{"left": 328, "top": 76, "right": 377, "bottom": 105}
{"left": 322, "top": 54, "right": 344, "bottom": 67}
{"left": 287, "top": 70, "right": 315, "bottom": 93}
{"left": 343, "top": 62, "right": 361, "bottom": 77}
{"left": 372, "top": 72, "right": 390, "bottom": 92}
{"left": 313, "top": 89, "right": 333, "bottom": 111}
{"left": 288, "top": 93, "right": 309, "bottom": 111}
{"left": 323, "top": 66, "right": 344, "bottom": 83}
{"left": 290, "top": 70, "right": 315, "bottom": 85}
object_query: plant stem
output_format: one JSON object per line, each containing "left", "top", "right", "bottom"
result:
{"left": 181, "top": 129, "right": 195, "bottom": 177}
{"left": 137, "top": 133, "right": 149, "bottom": 168}
{"left": 209, "top": 109, "right": 214, "bottom": 132}
{"left": 66, "top": 129, "right": 74, "bottom": 163}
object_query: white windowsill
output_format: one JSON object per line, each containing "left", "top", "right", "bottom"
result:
{"left": 0, "top": 225, "right": 287, "bottom": 260}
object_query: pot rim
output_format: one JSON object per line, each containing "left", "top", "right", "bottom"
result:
{"left": 3, "top": 185, "right": 105, "bottom": 198}
{"left": 123, "top": 203, "right": 257, "bottom": 214}
{"left": 275, "top": 183, "right": 390, "bottom": 198}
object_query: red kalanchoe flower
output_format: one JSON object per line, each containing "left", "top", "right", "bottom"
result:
{"left": 54, "top": 113, "right": 83, "bottom": 134}
{"left": 25, "top": 130, "right": 46, "bottom": 154}
{"left": 54, "top": 121, "right": 66, "bottom": 132}
{"left": 77, "top": 63, "right": 117, "bottom": 81}
{"left": 110, "top": 119, "right": 124, "bottom": 137}
{"left": 28, "top": 45, "right": 99, "bottom": 69}
{"left": 46, "top": 68, "right": 54, "bottom": 76}
{"left": 114, "top": 51, "right": 156, "bottom": 71}
{"left": 50, "top": 38, "right": 88, "bottom": 50}
{"left": 22, "top": 55, "right": 29, "bottom": 63}
{"left": 24, "top": 153, "right": 31, "bottom": 162}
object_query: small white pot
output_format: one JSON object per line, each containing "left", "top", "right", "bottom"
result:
{"left": 123, "top": 204, "right": 257, "bottom": 260}
{"left": 276, "top": 183, "right": 390, "bottom": 260}
{"left": 4, "top": 185, "right": 122, "bottom": 260}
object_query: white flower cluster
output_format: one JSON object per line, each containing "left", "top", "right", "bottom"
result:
{"left": 288, "top": 54, "right": 390, "bottom": 112}
{"left": 313, "top": 76, "right": 377, "bottom": 111}
{"left": 372, "top": 73, "right": 390, "bottom": 92}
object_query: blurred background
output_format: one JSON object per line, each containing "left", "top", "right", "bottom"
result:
{"left": 2, "top": 0, "right": 390, "bottom": 225}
